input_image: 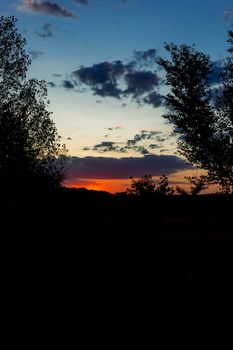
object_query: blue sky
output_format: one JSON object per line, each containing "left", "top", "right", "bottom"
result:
{"left": 1, "top": 0, "right": 232, "bottom": 191}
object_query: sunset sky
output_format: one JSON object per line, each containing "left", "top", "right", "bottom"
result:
{"left": 1, "top": 0, "right": 232, "bottom": 192}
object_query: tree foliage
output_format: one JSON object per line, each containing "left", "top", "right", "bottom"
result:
{"left": 158, "top": 33, "right": 233, "bottom": 192}
{"left": 126, "top": 174, "right": 174, "bottom": 196}
{"left": 0, "top": 16, "right": 65, "bottom": 191}
{"left": 126, "top": 175, "right": 156, "bottom": 196}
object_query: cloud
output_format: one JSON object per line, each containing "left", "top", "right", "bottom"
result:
{"left": 133, "top": 49, "right": 157, "bottom": 67}
{"left": 47, "top": 81, "right": 56, "bottom": 87}
{"left": 62, "top": 80, "right": 75, "bottom": 89}
{"left": 74, "top": 61, "right": 128, "bottom": 85}
{"left": 29, "top": 49, "right": 43, "bottom": 59}
{"left": 125, "top": 71, "right": 160, "bottom": 98}
{"left": 93, "top": 141, "right": 127, "bottom": 153}
{"left": 149, "top": 144, "right": 162, "bottom": 149}
{"left": 70, "top": 53, "right": 163, "bottom": 107}
{"left": 73, "top": 0, "right": 89, "bottom": 5}
{"left": 143, "top": 91, "right": 164, "bottom": 107}
{"left": 85, "top": 130, "right": 168, "bottom": 155}
{"left": 224, "top": 8, "right": 233, "bottom": 20}
{"left": 66, "top": 155, "right": 192, "bottom": 179}
{"left": 127, "top": 130, "right": 163, "bottom": 145}
{"left": 73, "top": 60, "right": 131, "bottom": 98}
{"left": 19, "top": 0, "right": 75, "bottom": 18}
{"left": 36, "top": 22, "right": 53, "bottom": 38}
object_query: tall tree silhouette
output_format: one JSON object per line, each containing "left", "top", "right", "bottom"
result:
{"left": 0, "top": 16, "right": 65, "bottom": 191}
{"left": 158, "top": 33, "right": 233, "bottom": 192}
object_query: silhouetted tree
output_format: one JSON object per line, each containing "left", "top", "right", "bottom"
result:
{"left": 126, "top": 175, "right": 156, "bottom": 196}
{"left": 156, "top": 174, "right": 174, "bottom": 195}
{"left": 158, "top": 32, "right": 233, "bottom": 192}
{"left": 185, "top": 175, "right": 209, "bottom": 195}
{"left": 0, "top": 16, "right": 65, "bottom": 191}
{"left": 126, "top": 174, "right": 174, "bottom": 196}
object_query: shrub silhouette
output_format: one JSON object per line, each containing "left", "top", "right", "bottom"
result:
{"left": 126, "top": 175, "right": 156, "bottom": 196}
{"left": 126, "top": 174, "right": 174, "bottom": 196}
{"left": 0, "top": 16, "right": 65, "bottom": 191}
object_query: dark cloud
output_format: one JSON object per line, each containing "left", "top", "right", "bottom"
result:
{"left": 74, "top": 61, "right": 128, "bottom": 85}
{"left": 125, "top": 71, "right": 160, "bottom": 98}
{"left": 53, "top": 73, "right": 63, "bottom": 77}
{"left": 66, "top": 155, "right": 192, "bottom": 179}
{"left": 47, "top": 81, "right": 56, "bottom": 87}
{"left": 93, "top": 82, "right": 122, "bottom": 99}
{"left": 73, "top": 60, "right": 131, "bottom": 98}
{"left": 105, "top": 125, "right": 123, "bottom": 131}
{"left": 133, "top": 49, "right": 157, "bottom": 67}
{"left": 36, "top": 23, "right": 53, "bottom": 39}
{"left": 131, "top": 146, "right": 149, "bottom": 155}
{"left": 143, "top": 91, "right": 164, "bottom": 107}
{"left": 149, "top": 144, "right": 162, "bottom": 149}
{"left": 127, "top": 130, "right": 163, "bottom": 146}
{"left": 20, "top": 0, "right": 75, "bottom": 18}
{"left": 29, "top": 49, "right": 43, "bottom": 59}
{"left": 88, "top": 130, "right": 167, "bottom": 155}
{"left": 93, "top": 141, "right": 127, "bottom": 153}
{"left": 71, "top": 56, "right": 162, "bottom": 107}
{"left": 62, "top": 80, "right": 75, "bottom": 89}
{"left": 155, "top": 135, "right": 166, "bottom": 142}
{"left": 73, "top": 0, "right": 89, "bottom": 5}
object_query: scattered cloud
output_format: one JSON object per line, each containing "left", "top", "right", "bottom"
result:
{"left": 143, "top": 91, "right": 164, "bottom": 107}
{"left": 124, "top": 71, "right": 160, "bottom": 99}
{"left": 133, "top": 49, "right": 157, "bottom": 67}
{"left": 105, "top": 125, "right": 123, "bottom": 131}
{"left": 29, "top": 49, "right": 43, "bottom": 59}
{"left": 149, "top": 144, "right": 161, "bottom": 149}
{"left": 126, "top": 130, "right": 163, "bottom": 145}
{"left": 93, "top": 141, "right": 127, "bottom": 153}
{"left": 66, "top": 49, "right": 163, "bottom": 107}
{"left": 47, "top": 81, "right": 56, "bottom": 87}
{"left": 36, "top": 22, "right": 53, "bottom": 38}
{"left": 19, "top": 0, "right": 75, "bottom": 18}
{"left": 84, "top": 130, "right": 167, "bottom": 155}
{"left": 66, "top": 155, "right": 192, "bottom": 179}
{"left": 62, "top": 80, "right": 75, "bottom": 89}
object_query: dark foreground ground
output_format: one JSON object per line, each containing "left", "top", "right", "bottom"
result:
{"left": 0, "top": 188, "right": 232, "bottom": 348}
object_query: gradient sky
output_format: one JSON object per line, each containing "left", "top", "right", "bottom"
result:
{"left": 1, "top": 0, "right": 232, "bottom": 192}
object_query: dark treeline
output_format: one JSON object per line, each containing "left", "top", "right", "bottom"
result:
{"left": 0, "top": 188, "right": 232, "bottom": 348}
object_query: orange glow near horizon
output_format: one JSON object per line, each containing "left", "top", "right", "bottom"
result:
{"left": 64, "top": 169, "right": 220, "bottom": 194}
{"left": 64, "top": 178, "right": 131, "bottom": 193}
{"left": 64, "top": 169, "right": 197, "bottom": 193}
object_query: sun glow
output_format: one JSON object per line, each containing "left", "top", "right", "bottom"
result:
{"left": 64, "top": 178, "right": 131, "bottom": 193}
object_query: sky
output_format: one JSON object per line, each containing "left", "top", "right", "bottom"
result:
{"left": 1, "top": 0, "right": 232, "bottom": 192}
